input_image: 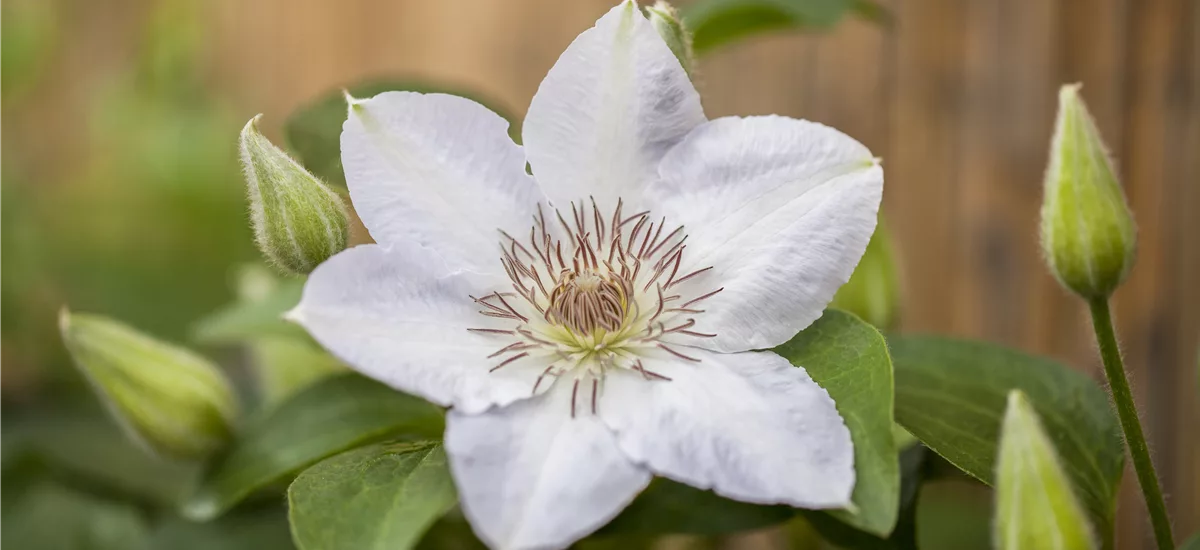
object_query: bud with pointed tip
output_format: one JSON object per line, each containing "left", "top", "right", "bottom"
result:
{"left": 59, "top": 309, "right": 238, "bottom": 459}
{"left": 831, "top": 216, "right": 900, "bottom": 330}
{"left": 646, "top": 1, "right": 694, "bottom": 77}
{"left": 995, "top": 390, "right": 1097, "bottom": 550}
{"left": 1040, "top": 84, "right": 1136, "bottom": 299}
{"left": 240, "top": 115, "right": 349, "bottom": 275}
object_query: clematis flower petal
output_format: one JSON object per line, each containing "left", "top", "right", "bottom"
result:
{"left": 446, "top": 381, "right": 651, "bottom": 550}
{"left": 652, "top": 116, "right": 883, "bottom": 352}
{"left": 598, "top": 347, "right": 855, "bottom": 508}
{"left": 341, "top": 92, "right": 543, "bottom": 273}
{"left": 523, "top": 0, "right": 705, "bottom": 210}
{"left": 288, "top": 243, "right": 547, "bottom": 414}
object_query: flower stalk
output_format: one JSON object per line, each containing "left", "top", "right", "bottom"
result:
{"left": 1087, "top": 298, "right": 1174, "bottom": 550}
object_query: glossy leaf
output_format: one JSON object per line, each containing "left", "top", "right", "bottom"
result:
{"left": 184, "top": 373, "right": 444, "bottom": 520}
{"left": 683, "top": 0, "right": 885, "bottom": 55}
{"left": 283, "top": 80, "right": 518, "bottom": 187}
{"left": 599, "top": 478, "right": 794, "bottom": 536}
{"left": 288, "top": 441, "right": 456, "bottom": 550}
{"left": 776, "top": 309, "right": 899, "bottom": 537}
{"left": 890, "top": 335, "right": 1123, "bottom": 545}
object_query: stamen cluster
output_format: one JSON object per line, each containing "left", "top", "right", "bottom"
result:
{"left": 467, "top": 198, "right": 723, "bottom": 415}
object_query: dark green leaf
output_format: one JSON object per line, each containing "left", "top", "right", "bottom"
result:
{"left": 184, "top": 373, "right": 444, "bottom": 520}
{"left": 776, "top": 309, "right": 899, "bottom": 537}
{"left": 283, "top": 80, "right": 518, "bottom": 187}
{"left": 683, "top": 0, "right": 885, "bottom": 54}
{"left": 148, "top": 507, "right": 294, "bottom": 550}
{"left": 190, "top": 277, "right": 306, "bottom": 345}
{"left": 415, "top": 512, "right": 488, "bottom": 550}
{"left": 288, "top": 441, "right": 456, "bottom": 550}
{"left": 1, "top": 481, "right": 149, "bottom": 550}
{"left": 802, "top": 445, "right": 927, "bottom": 550}
{"left": 1179, "top": 532, "right": 1200, "bottom": 550}
{"left": 914, "top": 479, "right": 992, "bottom": 550}
{"left": 599, "top": 478, "right": 795, "bottom": 536}
{"left": 5, "top": 402, "right": 197, "bottom": 507}
{"left": 890, "top": 335, "right": 1123, "bottom": 546}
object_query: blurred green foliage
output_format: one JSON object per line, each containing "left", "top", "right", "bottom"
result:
{"left": 1, "top": 0, "right": 255, "bottom": 392}
{"left": 2, "top": 0, "right": 259, "bottom": 545}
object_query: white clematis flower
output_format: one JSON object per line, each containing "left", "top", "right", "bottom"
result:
{"left": 288, "top": 2, "right": 883, "bottom": 548}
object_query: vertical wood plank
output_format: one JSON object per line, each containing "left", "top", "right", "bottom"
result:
{"left": 885, "top": 0, "right": 969, "bottom": 334}
{"left": 1117, "top": 0, "right": 1195, "bottom": 546}
{"left": 953, "top": 0, "right": 1060, "bottom": 348}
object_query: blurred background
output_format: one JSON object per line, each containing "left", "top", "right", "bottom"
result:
{"left": 2, "top": 0, "right": 1196, "bottom": 548}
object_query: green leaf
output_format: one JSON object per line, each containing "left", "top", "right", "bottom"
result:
{"left": 415, "top": 512, "right": 488, "bottom": 550}
{"left": 190, "top": 276, "right": 306, "bottom": 345}
{"left": 890, "top": 335, "right": 1123, "bottom": 546}
{"left": 1180, "top": 533, "right": 1200, "bottom": 550}
{"left": 6, "top": 402, "right": 197, "bottom": 507}
{"left": 283, "top": 80, "right": 518, "bottom": 188}
{"left": 775, "top": 309, "right": 899, "bottom": 537}
{"left": 184, "top": 373, "right": 444, "bottom": 520}
{"left": 683, "top": 0, "right": 885, "bottom": 55}
{"left": 599, "top": 478, "right": 795, "bottom": 536}
{"left": 802, "top": 445, "right": 927, "bottom": 550}
{"left": 2, "top": 481, "right": 149, "bottom": 550}
{"left": 149, "top": 507, "right": 295, "bottom": 550}
{"left": 288, "top": 441, "right": 457, "bottom": 550}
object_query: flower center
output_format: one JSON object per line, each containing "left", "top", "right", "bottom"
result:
{"left": 467, "top": 198, "right": 722, "bottom": 415}
{"left": 547, "top": 270, "right": 630, "bottom": 335}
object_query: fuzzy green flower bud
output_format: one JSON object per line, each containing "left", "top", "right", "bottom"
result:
{"left": 831, "top": 216, "right": 900, "bottom": 330}
{"left": 1040, "top": 84, "right": 1136, "bottom": 299}
{"left": 646, "top": 1, "right": 694, "bottom": 77}
{"left": 240, "top": 115, "right": 349, "bottom": 275}
{"left": 995, "top": 390, "right": 1096, "bottom": 550}
{"left": 59, "top": 309, "right": 238, "bottom": 459}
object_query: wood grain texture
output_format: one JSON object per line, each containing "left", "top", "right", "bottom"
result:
{"left": 198, "top": 0, "right": 1197, "bottom": 546}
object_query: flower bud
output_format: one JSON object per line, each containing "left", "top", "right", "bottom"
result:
{"left": 59, "top": 309, "right": 238, "bottom": 459}
{"left": 240, "top": 115, "right": 349, "bottom": 275}
{"left": 1040, "top": 84, "right": 1136, "bottom": 299}
{"left": 994, "top": 390, "right": 1096, "bottom": 550}
{"left": 831, "top": 216, "right": 900, "bottom": 330}
{"left": 646, "top": 1, "right": 694, "bottom": 77}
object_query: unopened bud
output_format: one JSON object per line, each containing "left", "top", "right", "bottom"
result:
{"left": 59, "top": 309, "right": 238, "bottom": 459}
{"left": 1040, "top": 84, "right": 1136, "bottom": 299}
{"left": 646, "top": 1, "right": 694, "bottom": 77}
{"left": 831, "top": 217, "right": 900, "bottom": 330}
{"left": 995, "top": 390, "right": 1096, "bottom": 550}
{"left": 240, "top": 115, "right": 349, "bottom": 275}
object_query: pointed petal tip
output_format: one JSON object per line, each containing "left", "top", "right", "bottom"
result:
{"left": 282, "top": 306, "right": 305, "bottom": 324}
{"left": 342, "top": 89, "right": 366, "bottom": 111}
{"left": 58, "top": 306, "right": 72, "bottom": 331}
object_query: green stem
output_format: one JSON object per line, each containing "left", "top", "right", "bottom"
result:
{"left": 1087, "top": 298, "right": 1174, "bottom": 550}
